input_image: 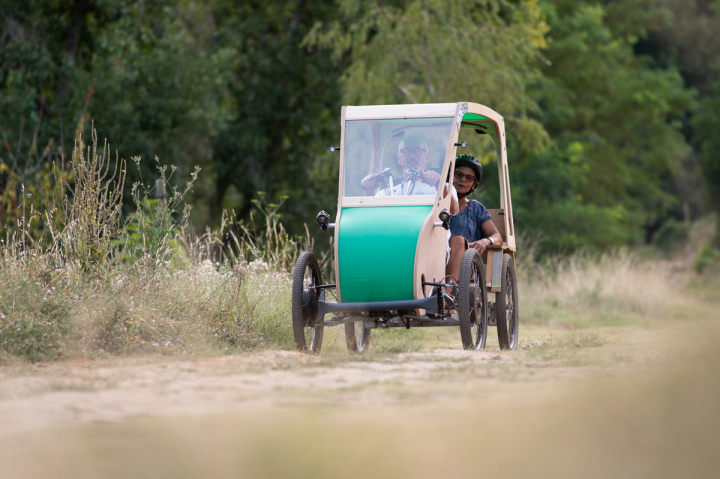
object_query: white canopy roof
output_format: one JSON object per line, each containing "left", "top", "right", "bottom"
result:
{"left": 344, "top": 103, "right": 458, "bottom": 121}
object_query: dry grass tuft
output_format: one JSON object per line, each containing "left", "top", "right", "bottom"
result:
{"left": 518, "top": 249, "right": 689, "bottom": 328}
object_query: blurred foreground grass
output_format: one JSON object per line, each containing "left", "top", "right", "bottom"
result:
{"left": 2, "top": 312, "right": 718, "bottom": 479}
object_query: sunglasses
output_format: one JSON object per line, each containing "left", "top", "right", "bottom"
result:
{"left": 399, "top": 147, "right": 428, "bottom": 156}
{"left": 454, "top": 171, "right": 476, "bottom": 182}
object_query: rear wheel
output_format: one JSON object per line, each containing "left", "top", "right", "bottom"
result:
{"left": 457, "top": 249, "right": 488, "bottom": 350}
{"left": 292, "top": 251, "right": 324, "bottom": 352}
{"left": 345, "top": 319, "right": 371, "bottom": 353}
{"left": 496, "top": 253, "right": 519, "bottom": 350}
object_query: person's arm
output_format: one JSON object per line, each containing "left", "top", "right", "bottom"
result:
{"left": 468, "top": 213, "right": 501, "bottom": 254}
{"left": 449, "top": 184, "right": 459, "bottom": 215}
{"left": 480, "top": 219, "right": 501, "bottom": 246}
{"left": 441, "top": 182, "right": 459, "bottom": 215}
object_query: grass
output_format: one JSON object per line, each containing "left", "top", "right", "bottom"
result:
{"left": 517, "top": 249, "right": 691, "bottom": 329}
{"left": 0, "top": 128, "right": 303, "bottom": 363}
{"left": 519, "top": 330, "right": 607, "bottom": 361}
{"left": 2, "top": 126, "right": 718, "bottom": 363}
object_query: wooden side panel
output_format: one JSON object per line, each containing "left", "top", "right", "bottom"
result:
{"left": 486, "top": 208, "right": 506, "bottom": 244}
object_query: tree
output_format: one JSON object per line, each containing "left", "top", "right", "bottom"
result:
{"left": 0, "top": 0, "right": 111, "bottom": 235}
{"left": 306, "top": 0, "right": 549, "bottom": 146}
{"left": 82, "top": 0, "right": 236, "bottom": 224}
{"left": 525, "top": 0, "right": 695, "bottom": 251}
{"left": 206, "top": 0, "right": 344, "bottom": 234}
{"left": 637, "top": 0, "right": 720, "bottom": 242}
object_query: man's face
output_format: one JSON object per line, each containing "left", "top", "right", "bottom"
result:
{"left": 397, "top": 140, "right": 429, "bottom": 170}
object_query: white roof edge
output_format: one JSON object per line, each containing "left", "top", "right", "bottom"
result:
{"left": 345, "top": 103, "right": 458, "bottom": 120}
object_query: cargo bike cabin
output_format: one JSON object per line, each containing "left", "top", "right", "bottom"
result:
{"left": 292, "top": 102, "right": 519, "bottom": 353}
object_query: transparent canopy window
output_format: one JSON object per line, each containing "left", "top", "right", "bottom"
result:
{"left": 343, "top": 117, "right": 454, "bottom": 197}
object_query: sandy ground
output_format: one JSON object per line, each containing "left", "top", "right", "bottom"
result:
{"left": 1, "top": 321, "right": 718, "bottom": 478}
{"left": 0, "top": 324, "right": 666, "bottom": 439}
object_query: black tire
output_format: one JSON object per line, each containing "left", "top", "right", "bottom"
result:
{"left": 496, "top": 253, "right": 519, "bottom": 350}
{"left": 345, "top": 319, "right": 371, "bottom": 353}
{"left": 292, "top": 251, "right": 324, "bottom": 352}
{"left": 457, "top": 249, "right": 488, "bottom": 350}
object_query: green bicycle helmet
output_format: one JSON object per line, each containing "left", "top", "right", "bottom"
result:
{"left": 455, "top": 154, "right": 482, "bottom": 197}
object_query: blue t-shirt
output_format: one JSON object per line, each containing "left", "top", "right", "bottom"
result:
{"left": 449, "top": 200, "right": 492, "bottom": 243}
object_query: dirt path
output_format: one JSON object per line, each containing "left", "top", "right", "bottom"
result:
{"left": 0, "top": 324, "right": 667, "bottom": 439}
{"left": 1, "top": 322, "right": 718, "bottom": 478}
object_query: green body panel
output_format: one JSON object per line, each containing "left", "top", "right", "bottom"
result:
{"left": 337, "top": 206, "right": 432, "bottom": 303}
{"left": 462, "top": 113, "right": 488, "bottom": 121}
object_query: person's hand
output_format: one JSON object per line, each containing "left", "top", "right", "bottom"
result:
{"left": 361, "top": 173, "right": 383, "bottom": 191}
{"left": 422, "top": 170, "right": 441, "bottom": 186}
{"left": 468, "top": 238, "right": 492, "bottom": 254}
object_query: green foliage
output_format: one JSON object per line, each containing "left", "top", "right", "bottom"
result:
{"left": 0, "top": 122, "right": 302, "bottom": 362}
{"left": 693, "top": 79, "right": 720, "bottom": 217}
{"left": 0, "top": 0, "right": 118, "bottom": 239}
{"left": 83, "top": 0, "right": 237, "bottom": 225}
{"left": 2, "top": 0, "right": 720, "bottom": 256}
{"left": 0, "top": 132, "right": 65, "bottom": 239}
{"left": 220, "top": 191, "right": 314, "bottom": 274}
{"left": 207, "top": 0, "right": 343, "bottom": 234}
{"left": 518, "top": 0, "right": 696, "bottom": 252}
{"left": 693, "top": 243, "right": 719, "bottom": 274}
{"left": 307, "top": 0, "right": 550, "bottom": 154}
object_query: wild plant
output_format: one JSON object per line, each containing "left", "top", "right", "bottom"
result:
{"left": 121, "top": 155, "right": 200, "bottom": 267}
{"left": 220, "top": 192, "right": 312, "bottom": 272}
{"left": 57, "top": 127, "right": 126, "bottom": 271}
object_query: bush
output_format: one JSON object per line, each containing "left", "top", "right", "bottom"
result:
{"left": 693, "top": 243, "right": 719, "bottom": 274}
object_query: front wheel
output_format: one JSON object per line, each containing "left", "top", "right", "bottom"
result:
{"left": 496, "top": 253, "right": 519, "bottom": 350}
{"left": 457, "top": 249, "right": 488, "bottom": 350}
{"left": 345, "top": 319, "right": 371, "bottom": 353}
{"left": 292, "top": 251, "right": 324, "bottom": 352}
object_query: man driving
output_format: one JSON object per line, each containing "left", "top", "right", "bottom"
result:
{"left": 361, "top": 134, "right": 441, "bottom": 196}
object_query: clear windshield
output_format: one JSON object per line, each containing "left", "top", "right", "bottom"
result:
{"left": 342, "top": 117, "right": 454, "bottom": 198}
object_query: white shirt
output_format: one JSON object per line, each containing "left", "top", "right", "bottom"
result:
{"left": 376, "top": 179, "right": 437, "bottom": 196}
